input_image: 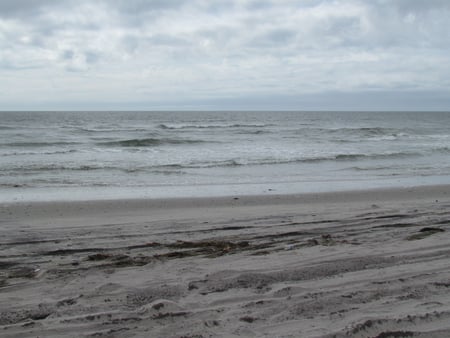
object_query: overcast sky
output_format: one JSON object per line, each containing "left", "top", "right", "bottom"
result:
{"left": 1, "top": 0, "right": 450, "bottom": 110}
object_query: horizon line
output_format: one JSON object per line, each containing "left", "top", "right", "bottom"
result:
{"left": 1, "top": 109, "right": 450, "bottom": 113}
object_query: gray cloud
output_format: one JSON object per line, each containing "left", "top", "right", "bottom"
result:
{"left": 391, "top": 0, "right": 450, "bottom": 14}
{"left": 0, "top": 0, "right": 55, "bottom": 17}
{"left": 85, "top": 51, "right": 99, "bottom": 64}
{"left": 147, "top": 34, "right": 190, "bottom": 47}
{"left": 250, "top": 28, "right": 297, "bottom": 47}
{"left": 109, "top": 0, "right": 187, "bottom": 13}
{"left": 0, "top": 0, "right": 449, "bottom": 110}
{"left": 61, "top": 50, "right": 74, "bottom": 60}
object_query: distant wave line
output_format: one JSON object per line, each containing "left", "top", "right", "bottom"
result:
{"left": 0, "top": 164, "right": 146, "bottom": 173}
{"left": 97, "top": 138, "right": 206, "bottom": 147}
{"left": 74, "top": 127, "right": 149, "bottom": 133}
{"left": 292, "top": 126, "right": 410, "bottom": 137}
{"left": 0, "top": 149, "right": 78, "bottom": 157}
{"left": 1, "top": 141, "right": 81, "bottom": 148}
{"left": 158, "top": 123, "right": 273, "bottom": 130}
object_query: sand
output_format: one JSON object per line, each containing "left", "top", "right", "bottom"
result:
{"left": 1, "top": 185, "right": 450, "bottom": 337}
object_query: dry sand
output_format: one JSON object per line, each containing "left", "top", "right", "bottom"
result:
{"left": 1, "top": 185, "right": 450, "bottom": 337}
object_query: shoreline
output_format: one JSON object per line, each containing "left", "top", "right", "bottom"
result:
{"left": 3, "top": 183, "right": 450, "bottom": 207}
{"left": 2, "top": 174, "right": 450, "bottom": 204}
{"left": 1, "top": 184, "right": 450, "bottom": 337}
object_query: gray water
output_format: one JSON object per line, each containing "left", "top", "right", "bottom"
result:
{"left": 1, "top": 111, "right": 450, "bottom": 202}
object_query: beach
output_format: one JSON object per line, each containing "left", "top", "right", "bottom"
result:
{"left": 1, "top": 185, "right": 450, "bottom": 337}
{"left": 2, "top": 1, "right": 450, "bottom": 336}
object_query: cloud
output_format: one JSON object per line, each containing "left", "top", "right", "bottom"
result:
{"left": 0, "top": 0, "right": 449, "bottom": 109}
{"left": 0, "top": 0, "right": 55, "bottom": 18}
{"left": 391, "top": 0, "right": 450, "bottom": 14}
{"left": 110, "top": 0, "right": 186, "bottom": 13}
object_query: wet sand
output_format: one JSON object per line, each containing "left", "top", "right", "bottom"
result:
{"left": 1, "top": 185, "right": 450, "bottom": 337}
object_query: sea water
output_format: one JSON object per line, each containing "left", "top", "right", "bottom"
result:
{"left": 1, "top": 111, "right": 449, "bottom": 202}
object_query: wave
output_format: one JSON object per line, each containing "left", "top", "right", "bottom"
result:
{"left": 294, "top": 127, "right": 409, "bottom": 138}
{"left": 347, "top": 166, "right": 396, "bottom": 171}
{"left": 75, "top": 127, "right": 149, "bottom": 133}
{"left": 158, "top": 123, "right": 272, "bottom": 130}
{"left": 97, "top": 138, "right": 205, "bottom": 147}
{"left": 232, "top": 152, "right": 418, "bottom": 167}
{"left": 1, "top": 164, "right": 126, "bottom": 173}
{"left": 235, "top": 130, "right": 269, "bottom": 135}
{"left": 333, "top": 152, "right": 419, "bottom": 161}
{"left": 0, "top": 183, "right": 29, "bottom": 188}
{"left": 1, "top": 141, "right": 80, "bottom": 148}
{"left": 326, "top": 127, "right": 403, "bottom": 135}
{"left": 153, "top": 151, "right": 422, "bottom": 170}
{"left": 0, "top": 151, "right": 429, "bottom": 177}
{"left": 0, "top": 149, "right": 77, "bottom": 157}
{"left": 435, "top": 147, "right": 450, "bottom": 154}
{"left": 0, "top": 125, "right": 16, "bottom": 130}
{"left": 183, "top": 160, "right": 242, "bottom": 169}
{"left": 0, "top": 163, "right": 189, "bottom": 175}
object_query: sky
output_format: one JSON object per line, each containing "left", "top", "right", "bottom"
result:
{"left": 1, "top": 0, "right": 450, "bottom": 111}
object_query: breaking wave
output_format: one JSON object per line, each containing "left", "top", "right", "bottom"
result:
{"left": 97, "top": 138, "right": 206, "bottom": 147}
{"left": 158, "top": 123, "right": 272, "bottom": 130}
{"left": 154, "top": 151, "right": 423, "bottom": 169}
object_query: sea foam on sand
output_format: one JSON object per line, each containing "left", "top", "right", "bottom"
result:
{"left": 1, "top": 185, "right": 450, "bottom": 337}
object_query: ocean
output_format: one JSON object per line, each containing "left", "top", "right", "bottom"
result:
{"left": 1, "top": 111, "right": 449, "bottom": 202}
